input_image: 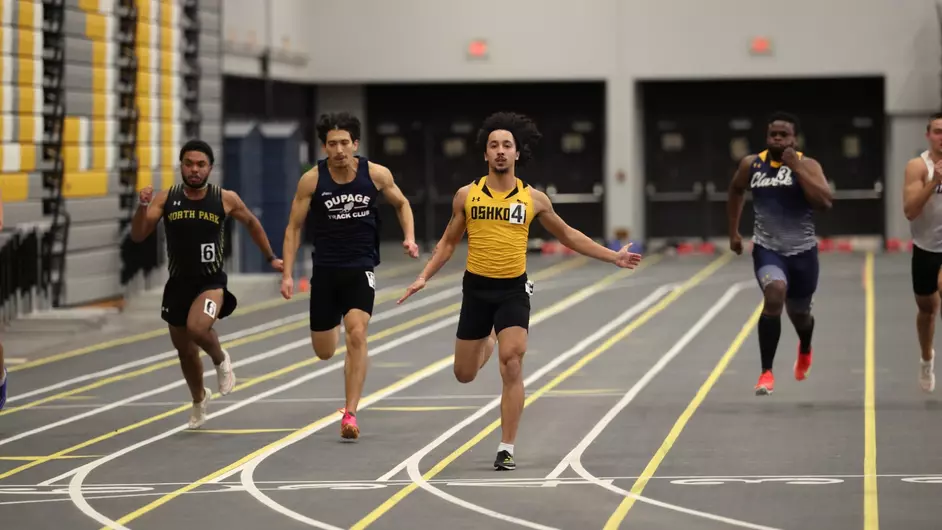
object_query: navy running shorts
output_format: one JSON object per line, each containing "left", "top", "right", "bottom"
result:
{"left": 752, "top": 243, "right": 819, "bottom": 312}
{"left": 309, "top": 266, "right": 376, "bottom": 332}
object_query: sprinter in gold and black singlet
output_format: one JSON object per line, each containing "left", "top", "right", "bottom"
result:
{"left": 398, "top": 112, "right": 643, "bottom": 471}
{"left": 131, "top": 140, "right": 283, "bottom": 429}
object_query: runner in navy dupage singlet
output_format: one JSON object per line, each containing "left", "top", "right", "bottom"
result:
{"left": 279, "top": 112, "right": 418, "bottom": 440}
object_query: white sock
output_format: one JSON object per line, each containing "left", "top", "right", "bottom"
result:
{"left": 498, "top": 442, "right": 514, "bottom": 455}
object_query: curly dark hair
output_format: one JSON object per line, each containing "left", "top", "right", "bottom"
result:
{"left": 476, "top": 111, "right": 543, "bottom": 167}
{"left": 316, "top": 112, "right": 361, "bottom": 143}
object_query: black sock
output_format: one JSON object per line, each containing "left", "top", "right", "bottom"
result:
{"left": 796, "top": 315, "right": 814, "bottom": 354}
{"left": 758, "top": 313, "right": 781, "bottom": 372}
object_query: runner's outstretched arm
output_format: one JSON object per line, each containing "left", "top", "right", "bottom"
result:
{"left": 280, "top": 168, "right": 317, "bottom": 299}
{"left": 370, "top": 162, "right": 418, "bottom": 258}
{"left": 532, "top": 189, "right": 641, "bottom": 269}
{"left": 223, "top": 190, "right": 282, "bottom": 271}
{"left": 398, "top": 186, "right": 469, "bottom": 303}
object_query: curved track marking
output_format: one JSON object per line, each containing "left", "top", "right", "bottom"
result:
{"left": 547, "top": 282, "right": 782, "bottom": 529}
{"left": 353, "top": 255, "right": 733, "bottom": 529}
{"left": 570, "top": 458, "right": 780, "bottom": 530}
{"left": 66, "top": 315, "right": 463, "bottom": 530}
{"left": 32, "top": 260, "right": 588, "bottom": 486}
{"left": 240, "top": 284, "right": 672, "bottom": 530}
{"left": 393, "top": 289, "right": 674, "bottom": 530}
{"left": 600, "top": 298, "right": 765, "bottom": 529}
{"left": 23, "top": 301, "right": 461, "bottom": 486}
{"left": 64, "top": 257, "right": 595, "bottom": 528}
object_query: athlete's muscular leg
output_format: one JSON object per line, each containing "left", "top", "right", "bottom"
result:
{"left": 342, "top": 309, "right": 370, "bottom": 414}
{"left": 758, "top": 279, "right": 786, "bottom": 371}
{"left": 754, "top": 246, "right": 788, "bottom": 372}
{"left": 311, "top": 327, "right": 340, "bottom": 360}
{"left": 784, "top": 247, "right": 819, "bottom": 359}
{"left": 785, "top": 302, "right": 814, "bottom": 352}
{"left": 910, "top": 250, "right": 941, "bottom": 363}
{"left": 185, "top": 288, "right": 226, "bottom": 365}
{"left": 480, "top": 327, "right": 498, "bottom": 368}
{"left": 496, "top": 326, "right": 527, "bottom": 445}
{"left": 0, "top": 339, "right": 6, "bottom": 409}
{"left": 169, "top": 325, "right": 205, "bottom": 403}
{"left": 453, "top": 328, "right": 498, "bottom": 383}
{"left": 917, "top": 293, "right": 940, "bottom": 362}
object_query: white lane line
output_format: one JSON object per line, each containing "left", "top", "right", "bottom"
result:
{"left": 555, "top": 281, "right": 782, "bottom": 530}
{"left": 233, "top": 284, "right": 672, "bottom": 529}
{"left": 66, "top": 315, "right": 464, "bottom": 530}
{"left": 2, "top": 287, "right": 463, "bottom": 451}
{"left": 7, "top": 282, "right": 436, "bottom": 404}
{"left": 0, "top": 471, "right": 907, "bottom": 509}
{"left": 16, "top": 266, "right": 594, "bottom": 407}
{"left": 544, "top": 280, "right": 749, "bottom": 480}
{"left": 374, "top": 285, "right": 674, "bottom": 484}
{"left": 379, "top": 288, "right": 674, "bottom": 530}
{"left": 7, "top": 472, "right": 940, "bottom": 494}
{"left": 40, "top": 293, "right": 458, "bottom": 486}
{"left": 69, "top": 267, "right": 643, "bottom": 529}
{"left": 6, "top": 314, "right": 306, "bottom": 403}
{"left": 20, "top": 392, "right": 632, "bottom": 410}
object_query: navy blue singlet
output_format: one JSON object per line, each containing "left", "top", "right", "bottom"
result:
{"left": 308, "top": 156, "right": 381, "bottom": 268}
{"left": 749, "top": 149, "right": 816, "bottom": 256}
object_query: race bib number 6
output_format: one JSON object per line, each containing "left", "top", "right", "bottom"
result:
{"left": 201, "top": 243, "right": 216, "bottom": 263}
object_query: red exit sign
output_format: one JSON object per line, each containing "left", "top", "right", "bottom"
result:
{"left": 750, "top": 36, "right": 772, "bottom": 55}
{"left": 467, "top": 39, "right": 488, "bottom": 59}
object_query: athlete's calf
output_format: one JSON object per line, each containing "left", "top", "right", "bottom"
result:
{"left": 186, "top": 289, "right": 227, "bottom": 366}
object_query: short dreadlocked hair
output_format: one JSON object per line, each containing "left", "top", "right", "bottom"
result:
{"left": 476, "top": 112, "right": 543, "bottom": 167}
{"left": 767, "top": 111, "right": 801, "bottom": 136}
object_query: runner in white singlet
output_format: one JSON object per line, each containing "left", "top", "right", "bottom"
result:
{"left": 902, "top": 112, "right": 942, "bottom": 393}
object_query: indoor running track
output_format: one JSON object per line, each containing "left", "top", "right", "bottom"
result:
{"left": 0, "top": 250, "right": 938, "bottom": 530}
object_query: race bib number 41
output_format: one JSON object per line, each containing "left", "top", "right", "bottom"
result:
{"left": 509, "top": 202, "right": 526, "bottom": 225}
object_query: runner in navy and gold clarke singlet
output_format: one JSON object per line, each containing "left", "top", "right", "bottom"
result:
{"left": 398, "top": 111, "right": 643, "bottom": 471}
{"left": 727, "top": 112, "right": 833, "bottom": 396}
{"left": 131, "top": 140, "right": 283, "bottom": 429}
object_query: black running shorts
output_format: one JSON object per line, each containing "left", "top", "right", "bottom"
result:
{"left": 161, "top": 272, "right": 237, "bottom": 327}
{"left": 309, "top": 266, "right": 376, "bottom": 332}
{"left": 456, "top": 270, "right": 532, "bottom": 341}
{"left": 912, "top": 243, "right": 942, "bottom": 296}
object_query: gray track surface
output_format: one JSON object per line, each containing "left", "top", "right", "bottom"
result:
{"left": 1, "top": 251, "right": 938, "bottom": 530}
